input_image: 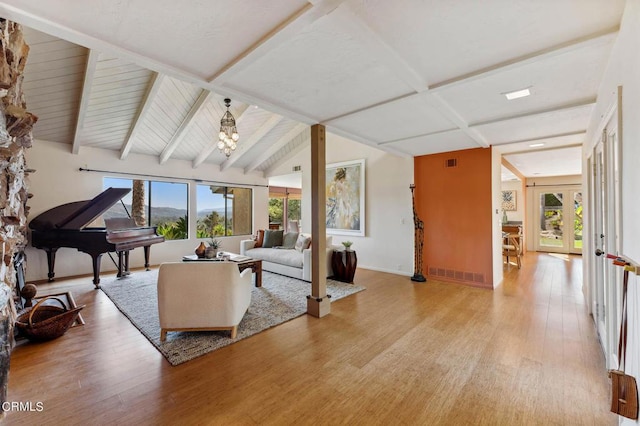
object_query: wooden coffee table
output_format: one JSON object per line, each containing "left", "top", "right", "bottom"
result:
{"left": 182, "top": 254, "right": 263, "bottom": 287}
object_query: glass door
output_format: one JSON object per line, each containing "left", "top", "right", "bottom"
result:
{"left": 535, "top": 188, "right": 582, "bottom": 254}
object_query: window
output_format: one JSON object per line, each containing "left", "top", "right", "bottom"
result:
{"left": 103, "top": 177, "right": 188, "bottom": 240}
{"left": 196, "top": 185, "right": 252, "bottom": 237}
{"left": 268, "top": 186, "right": 301, "bottom": 231}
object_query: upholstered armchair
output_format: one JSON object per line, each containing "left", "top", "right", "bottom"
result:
{"left": 157, "top": 262, "right": 253, "bottom": 341}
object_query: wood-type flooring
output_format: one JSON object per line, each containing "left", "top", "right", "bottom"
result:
{"left": 6, "top": 252, "right": 616, "bottom": 425}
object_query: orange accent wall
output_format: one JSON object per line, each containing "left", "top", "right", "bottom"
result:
{"left": 414, "top": 148, "right": 493, "bottom": 288}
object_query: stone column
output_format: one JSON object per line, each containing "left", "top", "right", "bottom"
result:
{"left": 0, "top": 19, "right": 37, "bottom": 416}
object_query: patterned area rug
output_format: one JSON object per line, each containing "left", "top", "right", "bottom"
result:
{"left": 100, "top": 270, "right": 365, "bottom": 365}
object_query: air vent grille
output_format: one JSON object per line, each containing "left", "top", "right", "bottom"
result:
{"left": 445, "top": 158, "right": 458, "bottom": 168}
{"left": 427, "top": 265, "right": 485, "bottom": 286}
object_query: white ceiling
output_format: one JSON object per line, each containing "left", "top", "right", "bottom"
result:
{"left": 0, "top": 0, "right": 626, "bottom": 179}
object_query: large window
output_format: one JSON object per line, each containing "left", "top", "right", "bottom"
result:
{"left": 196, "top": 185, "right": 252, "bottom": 237}
{"left": 103, "top": 177, "right": 188, "bottom": 240}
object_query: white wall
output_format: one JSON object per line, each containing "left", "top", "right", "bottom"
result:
{"left": 492, "top": 148, "right": 504, "bottom": 288}
{"left": 269, "top": 133, "right": 415, "bottom": 276}
{"left": 500, "top": 180, "right": 524, "bottom": 223}
{"left": 583, "top": 1, "right": 640, "bottom": 424}
{"left": 24, "top": 141, "right": 269, "bottom": 282}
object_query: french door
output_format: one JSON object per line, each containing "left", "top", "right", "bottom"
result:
{"left": 534, "top": 188, "right": 583, "bottom": 254}
{"left": 589, "top": 103, "right": 622, "bottom": 369}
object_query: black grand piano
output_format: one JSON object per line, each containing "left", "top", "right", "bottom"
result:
{"left": 29, "top": 187, "right": 165, "bottom": 288}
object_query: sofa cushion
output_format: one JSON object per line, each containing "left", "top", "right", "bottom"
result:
{"left": 254, "top": 229, "right": 265, "bottom": 248}
{"left": 294, "top": 234, "right": 311, "bottom": 252}
{"left": 263, "top": 230, "right": 283, "bottom": 248}
{"left": 246, "top": 247, "right": 303, "bottom": 268}
{"left": 282, "top": 232, "right": 298, "bottom": 249}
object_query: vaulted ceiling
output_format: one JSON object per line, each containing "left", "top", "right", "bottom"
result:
{"left": 0, "top": 0, "right": 626, "bottom": 179}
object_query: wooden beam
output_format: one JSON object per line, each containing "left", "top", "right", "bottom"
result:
{"left": 244, "top": 123, "right": 307, "bottom": 173}
{"left": 469, "top": 98, "right": 596, "bottom": 128}
{"left": 191, "top": 105, "right": 249, "bottom": 169}
{"left": 220, "top": 114, "right": 284, "bottom": 171}
{"left": 120, "top": 73, "right": 165, "bottom": 160}
{"left": 71, "top": 49, "right": 98, "bottom": 154}
{"left": 208, "top": 0, "right": 346, "bottom": 84}
{"left": 429, "top": 27, "right": 619, "bottom": 92}
{"left": 322, "top": 27, "right": 618, "bottom": 128}
{"left": 501, "top": 158, "right": 525, "bottom": 181}
{"left": 492, "top": 132, "right": 585, "bottom": 148}
{"left": 307, "top": 124, "right": 329, "bottom": 318}
{"left": 423, "top": 93, "right": 489, "bottom": 148}
{"left": 159, "top": 89, "right": 212, "bottom": 164}
{"left": 263, "top": 133, "right": 310, "bottom": 177}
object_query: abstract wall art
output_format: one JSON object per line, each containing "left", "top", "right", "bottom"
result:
{"left": 326, "top": 159, "right": 365, "bottom": 236}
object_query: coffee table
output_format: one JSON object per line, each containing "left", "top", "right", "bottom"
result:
{"left": 182, "top": 253, "right": 263, "bottom": 287}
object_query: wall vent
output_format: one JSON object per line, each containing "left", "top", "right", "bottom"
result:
{"left": 445, "top": 158, "right": 458, "bottom": 168}
{"left": 427, "top": 265, "right": 486, "bottom": 286}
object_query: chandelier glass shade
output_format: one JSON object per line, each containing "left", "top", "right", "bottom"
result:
{"left": 217, "top": 98, "right": 239, "bottom": 157}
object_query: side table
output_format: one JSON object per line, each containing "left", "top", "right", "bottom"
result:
{"left": 331, "top": 250, "right": 357, "bottom": 283}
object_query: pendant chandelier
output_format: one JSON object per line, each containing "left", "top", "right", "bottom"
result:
{"left": 217, "top": 98, "right": 239, "bottom": 157}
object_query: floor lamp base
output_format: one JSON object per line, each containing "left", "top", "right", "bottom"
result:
{"left": 411, "top": 274, "right": 426, "bottom": 282}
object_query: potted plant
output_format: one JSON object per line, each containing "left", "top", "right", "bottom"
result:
{"left": 342, "top": 241, "right": 353, "bottom": 251}
{"left": 205, "top": 238, "right": 222, "bottom": 259}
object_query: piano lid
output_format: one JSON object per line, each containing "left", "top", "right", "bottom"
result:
{"left": 29, "top": 187, "right": 132, "bottom": 231}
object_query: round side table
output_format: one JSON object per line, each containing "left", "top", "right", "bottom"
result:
{"left": 331, "top": 250, "right": 357, "bottom": 283}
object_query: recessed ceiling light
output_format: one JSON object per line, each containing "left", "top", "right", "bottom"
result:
{"left": 504, "top": 88, "right": 531, "bottom": 100}
{"left": 529, "top": 143, "right": 545, "bottom": 147}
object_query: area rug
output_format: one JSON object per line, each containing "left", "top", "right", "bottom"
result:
{"left": 100, "top": 270, "right": 365, "bottom": 366}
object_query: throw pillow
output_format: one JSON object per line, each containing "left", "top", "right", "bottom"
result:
{"left": 294, "top": 234, "right": 311, "bottom": 252}
{"left": 254, "top": 229, "right": 265, "bottom": 248}
{"left": 262, "top": 229, "right": 283, "bottom": 248}
{"left": 282, "top": 232, "right": 298, "bottom": 249}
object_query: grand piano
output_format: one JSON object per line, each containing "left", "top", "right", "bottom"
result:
{"left": 29, "top": 187, "right": 165, "bottom": 288}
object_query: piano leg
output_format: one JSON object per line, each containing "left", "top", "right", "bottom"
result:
{"left": 116, "top": 251, "right": 131, "bottom": 278}
{"left": 91, "top": 253, "right": 103, "bottom": 288}
{"left": 45, "top": 247, "right": 59, "bottom": 282}
{"left": 144, "top": 245, "right": 151, "bottom": 271}
{"left": 125, "top": 250, "right": 130, "bottom": 275}
{"left": 117, "top": 251, "right": 124, "bottom": 277}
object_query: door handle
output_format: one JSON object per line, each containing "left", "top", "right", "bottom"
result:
{"left": 595, "top": 249, "right": 604, "bottom": 257}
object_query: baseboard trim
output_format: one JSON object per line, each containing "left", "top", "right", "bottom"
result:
{"left": 357, "top": 265, "right": 413, "bottom": 277}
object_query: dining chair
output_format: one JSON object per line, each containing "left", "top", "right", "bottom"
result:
{"left": 502, "top": 233, "right": 523, "bottom": 268}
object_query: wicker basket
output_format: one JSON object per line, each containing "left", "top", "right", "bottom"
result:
{"left": 16, "top": 296, "right": 85, "bottom": 341}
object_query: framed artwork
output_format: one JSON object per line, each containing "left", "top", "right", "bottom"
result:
{"left": 502, "top": 190, "right": 517, "bottom": 211}
{"left": 326, "top": 159, "right": 365, "bottom": 236}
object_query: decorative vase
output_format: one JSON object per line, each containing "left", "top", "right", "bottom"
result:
{"left": 195, "top": 242, "right": 207, "bottom": 258}
{"left": 205, "top": 247, "right": 217, "bottom": 259}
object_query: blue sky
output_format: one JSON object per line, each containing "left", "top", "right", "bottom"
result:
{"left": 103, "top": 177, "right": 225, "bottom": 210}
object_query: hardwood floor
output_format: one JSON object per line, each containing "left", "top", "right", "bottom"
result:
{"left": 7, "top": 252, "right": 616, "bottom": 425}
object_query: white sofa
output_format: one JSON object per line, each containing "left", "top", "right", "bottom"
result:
{"left": 240, "top": 237, "right": 335, "bottom": 282}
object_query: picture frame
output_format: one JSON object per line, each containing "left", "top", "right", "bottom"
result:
{"left": 501, "top": 190, "right": 517, "bottom": 211}
{"left": 326, "top": 159, "right": 365, "bottom": 236}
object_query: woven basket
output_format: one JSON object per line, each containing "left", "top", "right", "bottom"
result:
{"left": 16, "top": 296, "right": 85, "bottom": 341}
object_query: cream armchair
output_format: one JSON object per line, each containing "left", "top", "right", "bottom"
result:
{"left": 157, "top": 262, "right": 253, "bottom": 341}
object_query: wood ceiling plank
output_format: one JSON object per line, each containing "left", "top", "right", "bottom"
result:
{"left": 119, "top": 73, "right": 165, "bottom": 160}
{"left": 220, "top": 114, "right": 284, "bottom": 171}
{"left": 159, "top": 90, "right": 213, "bottom": 164}
{"left": 72, "top": 49, "right": 99, "bottom": 154}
